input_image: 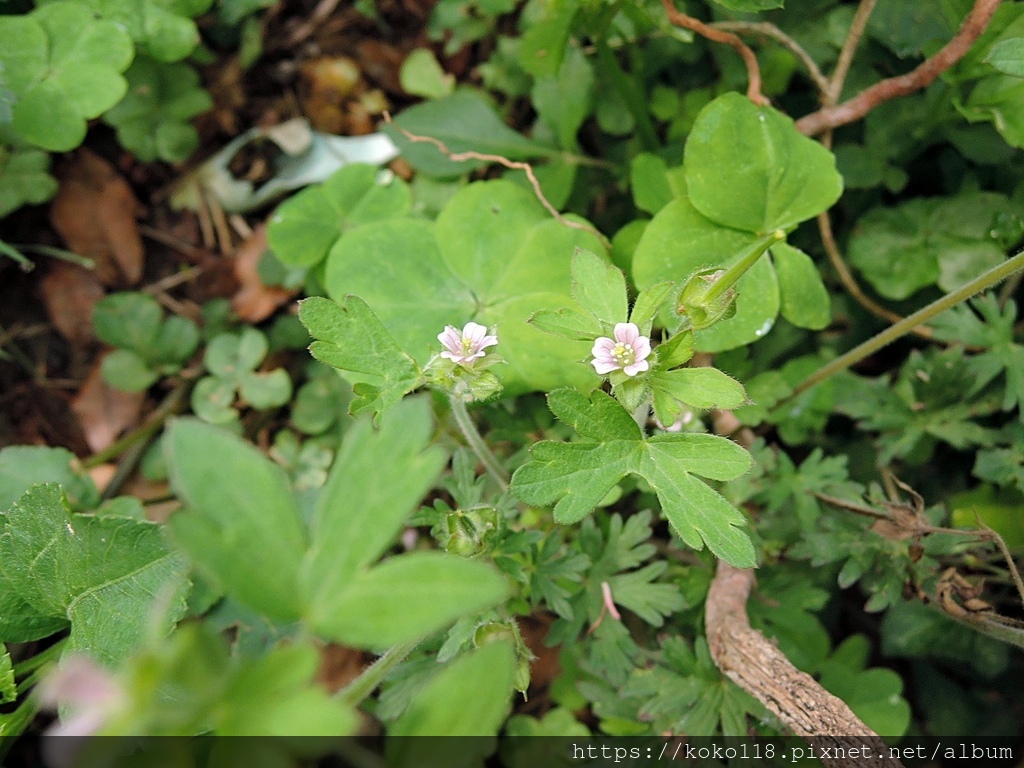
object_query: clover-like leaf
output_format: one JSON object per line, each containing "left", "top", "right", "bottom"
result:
{"left": 299, "top": 295, "right": 422, "bottom": 419}
{"left": 0, "top": 484, "right": 190, "bottom": 666}
{"left": 38, "top": 0, "right": 214, "bottom": 62}
{"left": 0, "top": 1, "right": 134, "bottom": 151}
{"left": 324, "top": 180, "right": 604, "bottom": 394}
{"left": 0, "top": 147, "right": 59, "bottom": 217}
{"left": 103, "top": 57, "right": 212, "bottom": 162}
{"left": 684, "top": 92, "right": 842, "bottom": 233}
{"left": 268, "top": 164, "right": 412, "bottom": 269}
{"left": 511, "top": 389, "right": 756, "bottom": 566}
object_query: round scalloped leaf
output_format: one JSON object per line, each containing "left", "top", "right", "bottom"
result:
{"left": 0, "top": 2, "right": 134, "bottom": 151}
{"left": 684, "top": 92, "right": 842, "bottom": 233}
{"left": 324, "top": 181, "right": 602, "bottom": 393}
{"left": 632, "top": 197, "right": 780, "bottom": 352}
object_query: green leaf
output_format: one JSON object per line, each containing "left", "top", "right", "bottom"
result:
{"left": 848, "top": 193, "right": 1015, "bottom": 300}
{"left": 771, "top": 243, "right": 831, "bottom": 330}
{"left": 650, "top": 368, "right": 748, "bottom": 427}
{"left": 986, "top": 37, "right": 1024, "bottom": 76}
{"left": 711, "top": 0, "right": 783, "bottom": 10}
{"left": 268, "top": 164, "right": 412, "bottom": 268}
{"left": 190, "top": 376, "right": 238, "bottom": 424}
{"left": 632, "top": 197, "right": 780, "bottom": 352}
{"left": 0, "top": 445, "right": 99, "bottom": 511}
{"left": 391, "top": 639, "right": 515, "bottom": 735}
{"left": 684, "top": 92, "right": 842, "bottom": 233}
{"left": 528, "top": 307, "right": 602, "bottom": 341}
{"left": 165, "top": 419, "right": 308, "bottom": 621}
{"left": 0, "top": 147, "right": 58, "bottom": 217}
{"left": 103, "top": 56, "right": 211, "bottom": 162}
{"left": 629, "top": 281, "right": 676, "bottom": 337}
{"left": 299, "top": 295, "right": 423, "bottom": 418}
{"left": 302, "top": 397, "right": 447, "bottom": 614}
{"left": 571, "top": 248, "right": 628, "bottom": 325}
{"left": 511, "top": 390, "right": 755, "bottom": 566}
{"left": 206, "top": 328, "right": 267, "bottom": 377}
{"left": 93, "top": 292, "right": 163, "bottom": 354}
{"left": 0, "top": 646, "right": 13, "bottom": 705}
{"left": 385, "top": 90, "right": 556, "bottom": 177}
{"left": 519, "top": 0, "right": 580, "bottom": 77}
{"left": 0, "top": 484, "right": 189, "bottom": 666}
{"left": 324, "top": 181, "right": 603, "bottom": 393}
{"left": 240, "top": 369, "right": 292, "bottom": 409}
{"left": 400, "top": 48, "right": 455, "bottom": 99}
{"left": 37, "top": 0, "right": 214, "bottom": 62}
{"left": 631, "top": 153, "right": 674, "bottom": 216}
{"left": 310, "top": 552, "right": 510, "bottom": 648}
{"left": 961, "top": 74, "right": 1024, "bottom": 148}
{"left": 531, "top": 47, "right": 593, "bottom": 150}
{"left": 101, "top": 349, "right": 160, "bottom": 392}
{"left": 0, "top": 2, "right": 134, "bottom": 151}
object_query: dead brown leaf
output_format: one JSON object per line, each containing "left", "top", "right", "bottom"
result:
{"left": 70, "top": 354, "right": 145, "bottom": 453}
{"left": 314, "top": 644, "right": 369, "bottom": 694}
{"left": 50, "top": 148, "right": 145, "bottom": 286}
{"left": 230, "top": 224, "right": 297, "bottom": 322}
{"left": 39, "top": 262, "right": 106, "bottom": 344}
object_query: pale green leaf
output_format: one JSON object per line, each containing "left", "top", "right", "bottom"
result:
{"left": 571, "top": 248, "right": 628, "bottom": 325}
{"left": 771, "top": 243, "right": 831, "bottom": 330}
{"left": 986, "top": 37, "right": 1024, "bottom": 77}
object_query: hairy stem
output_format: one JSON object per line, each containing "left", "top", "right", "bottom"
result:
{"left": 337, "top": 637, "right": 423, "bottom": 708}
{"left": 449, "top": 397, "right": 510, "bottom": 491}
{"left": 792, "top": 248, "right": 1024, "bottom": 397}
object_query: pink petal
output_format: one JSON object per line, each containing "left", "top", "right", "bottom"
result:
{"left": 591, "top": 337, "right": 614, "bottom": 358}
{"left": 480, "top": 334, "right": 499, "bottom": 349}
{"left": 592, "top": 359, "right": 620, "bottom": 374}
{"left": 614, "top": 322, "right": 639, "bottom": 345}
{"left": 623, "top": 359, "right": 649, "bottom": 376}
{"left": 463, "top": 322, "right": 488, "bottom": 343}
{"left": 633, "top": 336, "right": 651, "bottom": 360}
{"left": 438, "top": 326, "right": 462, "bottom": 353}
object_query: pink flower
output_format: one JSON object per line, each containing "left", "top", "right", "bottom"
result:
{"left": 591, "top": 322, "right": 651, "bottom": 377}
{"left": 438, "top": 322, "right": 498, "bottom": 365}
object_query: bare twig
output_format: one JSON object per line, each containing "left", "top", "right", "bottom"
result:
{"left": 383, "top": 114, "right": 607, "bottom": 245}
{"left": 828, "top": 0, "right": 879, "bottom": 104}
{"left": 706, "top": 562, "right": 904, "bottom": 767}
{"left": 661, "top": 0, "right": 767, "bottom": 105}
{"left": 796, "top": 0, "right": 1002, "bottom": 136}
{"left": 712, "top": 20, "right": 830, "bottom": 96}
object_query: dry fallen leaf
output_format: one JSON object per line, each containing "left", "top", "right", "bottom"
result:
{"left": 230, "top": 224, "right": 297, "bottom": 322}
{"left": 39, "top": 262, "right": 106, "bottom": 344}
{"left": 70, "top": 353, "right": 145, "bottom": 453}
{"left": 50, "top": 148, "right": 145, "bottom": 286}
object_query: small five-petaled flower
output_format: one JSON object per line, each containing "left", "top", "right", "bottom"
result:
{"left": 438, "top": 322, "right": 498, "bottom": 365}
{"left": 591, "top": 322, "right": 651, "bottom": 377}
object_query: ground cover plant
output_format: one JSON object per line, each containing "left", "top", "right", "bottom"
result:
{"left": 2, "top": 0, "right": 1024, "bottom": 761}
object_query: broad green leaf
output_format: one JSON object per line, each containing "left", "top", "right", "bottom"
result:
{"left": 571, "top": 248, "right": 628, "bottom": 325}
{"left": 0, "top": 445, "right": 99, "bottom": 511}
{"left": 37, "top": 0, "right": 214, "bottom": 62}
{"left": 548, "top": 388, "right": 641, "bottom": 441}
{"left": 302, "top": 397, "right": 447, "bottom": 610}
{"left": 986, "top": 38, "right": 1024, "bottom": 76}
{"left": 650, "top": 368, "right": 748, "bottom": 427}
{"left": 848, "top": 193, "right": 1016, "bottom": 300}
{"left": 391, "top": 639, "right": 515, "bottom": 735}
{"left": 771, "top": 243, "right": 831, "bottom": 330}
{"left": 310, "top": 552, "right": 510, "bottom": 648}
{"left": 684, "top": 92, "right": 842, "bottom": 233}
{"left": 528, "top": 307, "right": 602, "bottom": 341}
{"left": 165, "top": 419, "right": 307, "bottom": 621}
{"left": 385, "top": 90, "right": 556, "bottom": 177}
{"left": 239, "top": 369, "right": 292, "bottom": 409}
{"left": 206, "top": 328, "right": 267, "bottom": 376}
{"left": 631, "top": 153, "right": 674, "bottom": 215}
{"left": 632, "top": 197, "right": 780, "bottom": 352}
{"left": 0, "top": 646, "right": 13, "bottom": 705}
{"left": 103, "top": 57, "right": 211, "bottom": 162}
{"left": 299, "top": 295, "right": 423, "bottom": 417}
{"left": 961, "top": 74, "right": 1024, "bottom": 148}
{"left": 93, "top": 293, "right": 163, "bottom": 354}
{"left": 519, "top": 0, "right": 581, "bottom": 77}
{"left": 0, "top": 147, "right": 58, "bottom": 217}
{"left": 531, "top": 47, "right": 593, "bottom": 150}
{"left": 629, "top": 281, "right": 676, "bottom": 336}
{"left": 0, "top": 2, "right": 134, "bottom": 151}
{"left": 324, "top": 181, "right": 603, "bottom": 393}
{"left": 0, "top": 484, "right": 189, "bottom": 666}
{"left": 218, "top": 643, "right": 357, "bottom": 735}
{"left": 190, "top": 376, "right": 238, "bottom": 424}
{"left": 400, "top": 48, "right": 455, "bottom": 99}
{"left": 268, "top": 164, "right": 412, "bottom": 268}
{"left": 101, "top": 349, "right": 160, "bottom": 392}
{"left": 511, "top": 390, "right": 755, "bottom": 566}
